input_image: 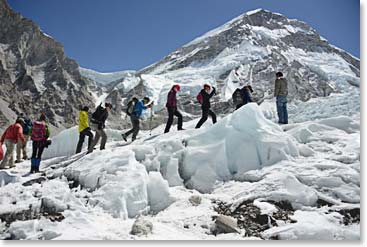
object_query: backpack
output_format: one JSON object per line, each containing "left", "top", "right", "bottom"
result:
{"left": 23, "top": 118, "right": 32, "bottom": 135}
{"left": 31, "top": 121, "right": 46, "bottom": 141}
{"left": 196, "top": 92, "right": 203, "bottom": 104}
{"left": 232, "top": 89, "right": 243, "bottom": 106}
{"left": 91, "top": 104, "right": 105, "bottom": 121}
{"left": 125, "top": 97, "right": 138, "bottom": 116}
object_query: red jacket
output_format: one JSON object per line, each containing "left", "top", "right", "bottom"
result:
{"left": 1, "top": 123, "right": 25, "bottom": 144}
{"left": 166, "top": 89, "right": 177, "bottom": 108}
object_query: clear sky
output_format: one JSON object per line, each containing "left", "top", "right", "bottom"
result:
{"left": 8, "top": 0, "right": 360, "bottom": 72}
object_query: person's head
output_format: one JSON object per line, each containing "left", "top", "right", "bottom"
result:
{"left": 39, "top": 113, "right": 46, "bottom": 122}
{"left": 82, "top": 106, "right": 89, "bottom": 112}
{"left": 16, "top": 118, "right": 24, "bottom": 126}
{"left": 18, "top": 113, "right": 24, "bottom": 118}
{"left": 243, "top": 85, "right": 253, "bottom": 93}
{"left": 173, "top": 84, "right": 180, "bottom": 92}
{"left": 276, "top": 72, "right": 283, "bottom": 78}
{"left": 132, "top": 97, "right": 139, "bottom": 103}
{"left": 143, "top": 97, "right": 150, "bottom": 105}
{"left": 204, "top": 84, "right": 211, "bottom": 92}
{"left": 105, "top": 103, "right": 112, "bottom": 112}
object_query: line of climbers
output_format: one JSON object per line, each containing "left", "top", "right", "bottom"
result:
{"left": 0, "top": 113, "right": 50, "bottom": 173}
{"left": 0, "top": 71, "right": 288, "bottom": 173}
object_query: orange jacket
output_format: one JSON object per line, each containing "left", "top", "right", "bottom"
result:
{"left": 1, "top": 123, "right": 25, "bottom": 144}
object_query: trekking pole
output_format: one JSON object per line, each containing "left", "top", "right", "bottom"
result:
{"left": 149, "top": 102, "right": 154, "bottom": 136}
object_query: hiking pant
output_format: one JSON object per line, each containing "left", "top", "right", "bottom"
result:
{"left": 195, "top": 108, "right": 217, "bottom": 129}
{"left": 31, "top": 141, "right": 45, "bottom": 160}
{"left": 125, "top": 116, "right": 140, "bottom": 141}
{"left": 16, "top": 135, "right": 29, "bottom": 160}
{"left": 276, "top": 96, "right": 288, "bottom": 124}
{"left": 164, "top": 107, "right": 183, "bottom": 133}
{"left": 1, "top": 139, "right": 15, "bottom": 168}
{"left": 76, "top": 128, "right": 94, "bottom": 154}
{"left": 89, "top": 123, "right": 107, "bottom": 152}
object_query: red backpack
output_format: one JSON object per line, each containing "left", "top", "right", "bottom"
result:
{"left": 31, "top": 121, "right": 46, "bottom": 141}
{"left": 196, "top": 92, "right": 203, "bottom": 104}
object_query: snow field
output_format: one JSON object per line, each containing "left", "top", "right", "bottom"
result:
{"left": 0, "top": 92, "right": 360, "bottom": 240}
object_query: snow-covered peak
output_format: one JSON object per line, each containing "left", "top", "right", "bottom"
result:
{"left": 245, "top": 8, "right": 266, "bottom": 16}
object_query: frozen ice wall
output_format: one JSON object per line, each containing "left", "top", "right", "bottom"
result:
{"left": 182, "top": 103, "right": 299, "bottom": 193}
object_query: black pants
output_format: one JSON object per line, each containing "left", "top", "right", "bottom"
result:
{"left": 32, "top": 141, "right": 45, "bottom": 159}
{"left": 235, "top": 103, "right": 244, "bottom": 110}
{"left": 164, "top": 107, "right": 183, "bottom": 133}
{"left": 125, "top": 116, "right": 140, "bottom": 141}
{"left": 76, "top": 128, "right": 94, "bottom": 154}
{"left": 195, "top": 108, "right": 217, "bottom": 129}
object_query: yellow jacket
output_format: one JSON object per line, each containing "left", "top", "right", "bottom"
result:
{"left": 78, "top": 110, "right": 89, "bottom": 132}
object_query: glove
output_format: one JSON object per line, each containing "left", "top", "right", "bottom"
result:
{"left": 212, "top": 87, "right": 216, "bottom": 94}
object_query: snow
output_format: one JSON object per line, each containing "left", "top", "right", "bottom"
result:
{"left": 246, "top": 9, "right": 264, "bottom": 16}
{"left": 262, "top": 210, "right": 359, "bottom": 240}
{"left": 251, "top": 26, "right": 291, "bottom": 40}
{"left": 79, "top": 67, "right": 135, "bottom": 85}
{"left": 183, "top": 103, "right": 298, "bottom": 193}
{"left": 0, "top": 77, "right": 360, "bottom": 240}
{"left": 281, "top": 47, "right": 360, "bottom": 90}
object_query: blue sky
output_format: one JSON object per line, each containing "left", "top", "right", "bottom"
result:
{"left": 8, "top": 0, "right": 360, "bottom": 72}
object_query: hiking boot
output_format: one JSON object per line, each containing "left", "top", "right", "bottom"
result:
{"left": 122, "top": 134, "right": 127, "bottom": 142}
{"left": 15, "top": 160, "right": 22, "bottom": 163}
{"left": 178, "top": 128, "right": 185, "bottom": 131}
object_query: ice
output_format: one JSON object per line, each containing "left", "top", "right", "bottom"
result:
{"left": 147, "top": 172, "right": 175, "bottom": 213}
{"left": 182, "top": 103, "right": 299, "bottom": 193}
{"left": 0, "top": 84, "right": 360, "bottom": 240}
{"left": 262, "top": 210, "right": 359, "bottom": 240}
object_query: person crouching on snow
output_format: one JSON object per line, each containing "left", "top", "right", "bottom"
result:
{"left": 164, "top": 84, "right": 184, "bottom": 133}
{"left": 122, "top": 97, "right": 153, "bottom": 142}
{"left": 76, "top": 106, "right": 94, "bottom": 154}
{"left": 0, "top": 119, "right": 26, "bottom": 169}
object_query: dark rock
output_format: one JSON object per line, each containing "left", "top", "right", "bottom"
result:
{"left": 22, "top": 177, "right": 47, "bottom": 186}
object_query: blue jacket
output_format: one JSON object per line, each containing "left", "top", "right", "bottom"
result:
{"left": 131, "top": 100, "right": 147, "bottom": 118}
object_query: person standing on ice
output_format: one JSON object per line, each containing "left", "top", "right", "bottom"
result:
{"left": 0, "top": 119, "right": 26, "bottom": 169}
{"left": 122, "top": 97, "right": 153, "bottom": 142}
{"left": 76, "top": 106, "right": 94, "bottom": 154}
{"left": 164, "top": 84, "right": 184, "bottom": 133}
{"left": 30, "top": 113, "right": 50, "bottom": 173}
{"left": 15, "top": 113, "right": 32, "bottom": 162}
{"left": 195, "top": 84, "right": 217, "bottom": 129}
{"left": 88, "top": 103, "right": 112, "bottom": 153}
{"left": 274, "top": 71, "right": 288, "bottom": 124}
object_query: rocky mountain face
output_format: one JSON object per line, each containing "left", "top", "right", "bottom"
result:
{"left": 100, "top": 9, "right": 360, "bottom": 130}
{"left": 0, "top": 0, "right": 95, "bottom": 132}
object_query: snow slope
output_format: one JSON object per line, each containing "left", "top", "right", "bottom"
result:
{"left": 79, "top": 67, "right": 135, "bottom": 85}
{"left": 0, "top": 89, "right": 360, "bottom": 240}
